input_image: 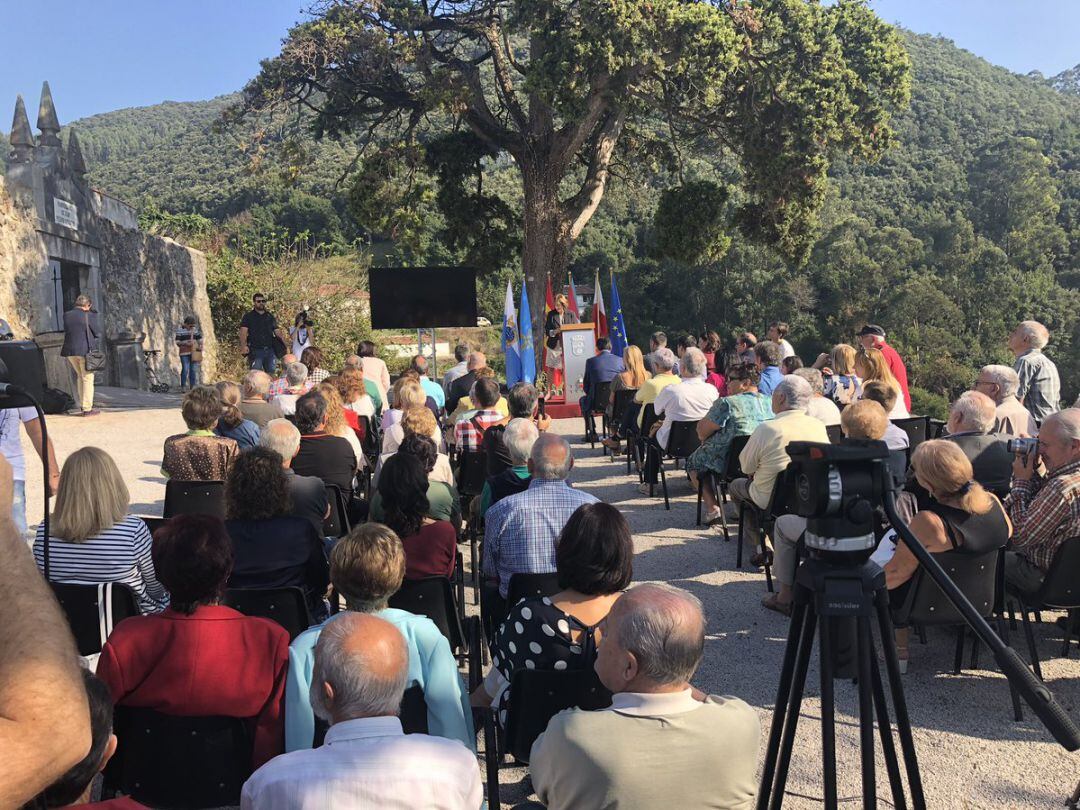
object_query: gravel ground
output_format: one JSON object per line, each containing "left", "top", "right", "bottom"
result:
{"left": 25, "top": 391, "right": 1080, "bottom": 809}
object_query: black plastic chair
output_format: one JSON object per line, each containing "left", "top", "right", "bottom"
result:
{"left": 608, "top": 388, "right": 639, "bottom": 461}
{"left": 483, "top": 668, "right": 612, "bottom": 806}
{"left": 1006, "top": 537, "right": 1080, "bottom": 681}
{"left": 826, "top": 423, "right": 844, "bottom": 444}
{"left": 389, "top": 576, "right": 479, "bottom": 668}
{"left": 632, "top": 404, "right": 661, "bottom": 483}
{"left": 891, "top": 416, "right": 930, "bottom": 464}
{"left": 224, "top": 587, "right": 312, "bottom": 641}
{"left": 585, "top": 380, "right": 613, "bottom": 448}
{"left": 737, "top": 468, "right": 796, "bottom": 592}
{"left": 701, "top": 434, "right": 750, "bottom": 544}
{"left": 136, "top": 515, "right": 170, "bottom": 536}
{"left": 654, "top": 420, "right": 702, "bottom": 510}
{"left": 357, "top": 415, "right": 380, "bottom": 497}
{"left": 49, "top": 582, "right": 140, "bottom": 657}
{"left": 323, "top": 483, "right": 351, "bottom": 539}
{"left": 314, "top": 684, "right": 429, "bottom": 746}
{"left": 103, "top": 707, "right": 254, "bottom": 808}
{"left": 456, "top": 450, "right": 489, "bottom": 500}
{"left": 507, "top": 571, "right": 562, "bottom": 605}
{"left": 163, "top": 480, "right": 226, "bottom": 519}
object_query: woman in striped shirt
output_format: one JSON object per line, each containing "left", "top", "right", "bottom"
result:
{"left": 34, "top": 447, "right": 167, "bottom": 614}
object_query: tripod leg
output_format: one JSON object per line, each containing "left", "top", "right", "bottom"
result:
{"left": 818, "top": 612, "right": 838, "bottom": 810}
{"left": 767, "top": 604, "right": 818, "bottom": 810}
{"left": 1019, "top": 606, "right": 1043, "bottom": 681}
{"left": 995, "top": 614, "right": 1024, "bottom": 721}
{"left": 856, "top": 617, "right": 877, "bottom": 810}
{"left": 874, "top": 592, "right": 926, "bottom": 809}
{"left": 868, "top": 626, "right": 907, "bottom": 810}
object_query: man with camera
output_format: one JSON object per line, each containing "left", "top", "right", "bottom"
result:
{"left": 1003, "top": 408, "right": 1080, "bottom": 595}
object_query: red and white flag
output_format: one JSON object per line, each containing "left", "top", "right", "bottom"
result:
{"left": 592, "top": 269, "right": 608, "bottom": 342}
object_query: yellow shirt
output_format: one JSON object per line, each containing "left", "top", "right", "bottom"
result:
{"left": 739, "top": 409, "right": 829, "bottom": 508}
{"left": 634, "top": 372, "right": 680, "bottom": 427}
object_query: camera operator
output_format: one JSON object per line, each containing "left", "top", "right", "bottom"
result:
{"left": 290, "top": 309, "right": 315, "bottom": 357}
{"left": 1004, "top": 408, "right": 1080, "bottom": 595}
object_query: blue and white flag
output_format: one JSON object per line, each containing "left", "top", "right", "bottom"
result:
{"left": 609, "top": 272, "right": 629, "bottom": 357}
{"left": 502, "top": 279, "right": 523, "bottom": 386}
{"left": 519, "top": 281, "right": 536, "bottom": 383}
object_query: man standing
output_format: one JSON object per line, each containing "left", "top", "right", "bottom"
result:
{"left": 1009, "top": 320, "right": 1061, "bottom": 425}
{"left": 446, "top": 351, "right": 487, "bottom": 414}
{"left": 412, "top": 355, "right": 446, "bottom": 409}
{"left": 442, "top": 344, "right": 470, "bottom": 395}
{"left": 239, "top": 293, "right": 287, "bottom": 373}
{"left": 857, "top": 324, "right": 911, "bottom": 413}
{"left": 531, "top": 583, "right": 759, "bottom": 810}
{"left": 975, "top": 364, "right": 1038, "bottom": 438}
{"left": 767, "top": 321, "right": 795, "bottom": 360}
{"left": 60, "top": 294, "right": 101, "bottom": 416}
{"left": 754, "top": 341, "right": 784, "bottom": 396}
{"left": 580, "top": 337, "right": 623, "bottom": 441}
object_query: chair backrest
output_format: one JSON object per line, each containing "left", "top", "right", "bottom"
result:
{"left": 163, "top": 480, "right": 226, "bottom": 519}
{"left": 724, "top": 434, "right": 751, "bottom": 479}
{"left": 388, "top": 576, "right": 465, "bottom": 653}
{"left": 665, "top": 420, "right": 702, "bottom": 459}
{"left": 766, "top": 466, "right": 797, "bottom": 520}
{"left": 590, "top": 380, "right": 612, "bottom": 413}
{"left": 224, "top": 587, "right": 312, "bottom": 641}
{"left": 891, "top": 417, "right": 929, "bottom": 453}
{"left": 49, "top": 582, "right": 140, "bottom": 657}
{"left": 1035, "top": 537, "right": 1080, "bottom": 609}
{"left": 457, "top": 450, "right": 488, "bottom": 498}
{"left": 137, "top": 516, "right": 170, "bottom": 536}
{"left": 313, "top": 684, "right": 428, "bottom": 747}
{"left": 357, "top": 415, "right": 380, "bottom": 459}
{"left": 639, "top": 403, "right": 660, "bottom": 437}
{"left": 323, "top": 483, "right": 351, "bottom": 539}
{"left": 104, "top": 706, "right": 253, "bottom": 808}
{"left": 611, "top": 388, "right": 637, "bottom": 427}
{"left": 894, "top": 548, "right": 999, "bottom": 626}
{"left": 504, "top": 668, "right": 612, "bottom": 763}
{"left": 506, "top": 572, "right": 562, "bottom": 606}
{"left": 826, "top": 424, "right": 844, "bottom": 444}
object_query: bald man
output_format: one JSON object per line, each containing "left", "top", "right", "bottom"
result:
{"left": 242, "top": 612, "right": 481, "bottom": 808}
{"left": 531, "top": 584, "right": 759, "bottom": 810}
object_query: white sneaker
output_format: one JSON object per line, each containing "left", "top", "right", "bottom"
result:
{"left": 703, "top": 506, "right": 723, "bottom": 525}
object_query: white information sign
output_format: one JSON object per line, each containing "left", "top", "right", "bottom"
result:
{"left": 54, "top": 198, "right": 78, "bottom": 230}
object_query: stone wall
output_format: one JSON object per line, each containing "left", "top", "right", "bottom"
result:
{"left": 0, "top": 178, "right": 49, "bottom": 338}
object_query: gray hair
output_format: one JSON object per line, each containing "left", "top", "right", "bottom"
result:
{"left": 680, "top": 347, "right": 708, "bottom": 379}
{"left": 505, "top": 418, "right": 540, "bottom": 466}
{"left": 467, "top": 351, "right": 486, "bottom": 371}
{"left": 530, "top": 432, "right": 572, "bottom": 480}
{"left": 309, "top": 613, "right": 408, "bottom": 723}
{"left": 652, "top": 347, "right": 676, "bottom": 372}
{"left": 1046, "top": 408, "right": 1080, "bottom": 443}
{"left": 507, "top": 382, "right": 539, "bottom": 418}
{"left": 951, "top": 390, "right": 996, "bottom": 433}
{"left": 615, "top": 583, "right": 705, "bottom": 686}
{"left": 242, "top": 369, "right": 271, "bottom": 400}
{"left": 285, "top": 362, "right": 308, "bottom": 386}
{"left": 979, "top": 364, "right": 1020, "bottom": 400}
{"left": 260, "top": 418, "right": 301, "bottom": 459}
{"left": 774, "top": 375, "right": 812, "bottom": 412}
{"left": 793, "top": 367, "right": 824, "bottom": 395}
{"left": 344, "top": 354, "right": 362, "bottom": 369}
{"left": 75, "top": 294, "right": 92, "bottom": 308}
{"left": 1016, "top": 320, "right": 1050, "bottom": 350}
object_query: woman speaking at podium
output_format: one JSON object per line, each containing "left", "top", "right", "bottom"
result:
{"left": 544, "top": 294, "right": 579, "bottom": 397}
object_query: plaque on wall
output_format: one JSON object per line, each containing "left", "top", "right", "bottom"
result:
{"left": 53, "top": 198, "right": 78, "bottom": 230}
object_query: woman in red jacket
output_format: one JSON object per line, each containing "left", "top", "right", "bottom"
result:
{"left": 96, "top": 514, "right": 290, "bottom": 768}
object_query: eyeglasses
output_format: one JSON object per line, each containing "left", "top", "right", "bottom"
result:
{"left": 973, "top": 379, "right": 996, "bottom": 389}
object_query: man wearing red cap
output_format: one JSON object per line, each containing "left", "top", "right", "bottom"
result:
{"left": 857, "top": 324, "right": 911, "bottom": 412}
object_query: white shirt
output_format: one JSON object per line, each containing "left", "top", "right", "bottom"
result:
{"left": 779, "top": 339, "right": 795, "bottom": 360}
{"left": 345, "top": 396, "right": 375, "bottom": 420}
{"left": 241, "top": 716, "right": 482, "bottom": 810}
{"left": 0, "top": 406, "right": 36, "bottom": 481}
{"left": 605, "top": 688, "right": 702, "bottom": 717}
{"left": 806, "top": 396, "right": 842, "bottom": 426}
{"left": 653, "top": 378, "right": 719, "bottom": 448}
{"left": 373, "top": 452, "right": 454, "bottom": 489}
{"left": 382, "top": 423, "right": 443, "bottom": 455}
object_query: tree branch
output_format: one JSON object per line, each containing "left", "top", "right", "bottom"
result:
{"left": 563, "top": 110, "right": 627, "bottom": 240}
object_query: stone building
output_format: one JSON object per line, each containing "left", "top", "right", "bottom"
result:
{"left": 0, "top": 82, "right": 215, "bottom": 397}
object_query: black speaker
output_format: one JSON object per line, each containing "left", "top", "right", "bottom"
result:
{"left": 0, "top": 341, "right": 47, "bottom": 403}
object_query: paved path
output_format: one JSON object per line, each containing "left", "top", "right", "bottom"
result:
{"left": 24, "top": 392, "right": 1080, "bottom": 808}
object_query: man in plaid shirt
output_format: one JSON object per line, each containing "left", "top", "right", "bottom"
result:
{"left": 454, "top": 378, "right": 504, "bottom": 454}
{"left": 1004, "top": 408, "right": 1080, "bottom": 594}
{"left": 483, "top": 433, "right": 599, "bottom": 598}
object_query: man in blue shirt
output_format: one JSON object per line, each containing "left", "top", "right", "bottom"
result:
{"left": 754, "top": 340, "right": 784, "bottom": 396}
{"left": 412, "top": 354, "right": 446, "bottom": 409}
{"left": 579, "top": 337, "right": 624, "bottom": 441}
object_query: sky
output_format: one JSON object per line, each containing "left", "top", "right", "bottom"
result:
{"left": 1, "top": 0, "right": 1078, "bottom": 125}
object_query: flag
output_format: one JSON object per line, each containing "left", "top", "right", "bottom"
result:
{"left": 566, "top": 272, "right": 581, "bottom": 319}
{"left": 519, "top": 281, "right": 535, "bottom": 383}
{"left": 502, "top": 279, "right": 523, "bottom": 386}
{"left": 592, "top": 269, "right": 608, "bottom": 343}
{"left": 609, "top": 272, "right": 628, "bottom": 357}
{"left": 542, "top": 275, "right": 555, "bottom": 371}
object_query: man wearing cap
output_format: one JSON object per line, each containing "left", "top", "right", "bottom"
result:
{"left": 857, "top": 324, "right": 911, "bottom": 413}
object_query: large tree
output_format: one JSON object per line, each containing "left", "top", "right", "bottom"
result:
{"left": 236, "top": 0, "right": 910, "bottom": 361}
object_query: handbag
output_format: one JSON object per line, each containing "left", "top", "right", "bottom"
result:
{"left": 83, "top": 312, "right": 106, "bottom": 372}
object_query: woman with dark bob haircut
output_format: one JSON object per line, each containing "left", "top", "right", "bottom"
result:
{"left": 224, "top": 447, "right": 330, "bottom": 619}
{"left": 377, "top": 452, "right": 457, "bottom": 580}
{"left": 95, "top": 515, "right": 290, "bottom": 767}
{"left": 470, "top": 502, "right": 633, "bottom": 727}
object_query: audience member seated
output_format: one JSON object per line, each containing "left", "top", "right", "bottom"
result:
{"left": 736, "top": 332, "right": 757, "bottom": 365}
{"left": 862, "top": 381, "right": 910, "bottom": 452}
{"left": 267, "top": 353, "right": 299, "bottom": 398}
{"left": 224, "top": 447, "right": 330, "bottom": 619}
{"left": 376, "top": 408, "right": 454, "bottom": 487}
{"left": 766, "top": 400, "right": 898, "bottom": 615}
{"left": 530, "top": 583, "right": 759, "bottom": 810}
{"left": 442, "top": 343, "right": 470, "bottom": 395}
{"left": 855, "top": 347, "right": 909, "bottom": 418}
{"left": 336, "top": 366, "right": 376, "bottom": 423}
{"left": 642, "top": 331, "right": 668, "bottom": 374}
{"left": 240, "top": 370, "right": 283, "bottom": 429}
{"left": 975, "top": 364, "right": 1038, "bottom": 438}
{"left": 939, "top": 391, "right": 1012, "bottom": 494}
{"left": 97, "top": 514, "right": 290, "bottom": 768}
{"left": 272, "top": 362, "right": 311, "bottom": 416}
{"left": 300, "top": 346, "right": 329, "bottom": 385}
{"left": 472, "top": 502, "right": 631, "bottom": 732}
{"left": 381, "top": 377, "right": 426, "bottom": 439}
{"left": 479, "top": 418, "right": 538, "bottom": 517}
{"left": 243, "top": 612, "right": 481, "bottom": 808}
{"left": 447, "top": 366, "right": 510, "bottom": 425}
{"left": 482, "top": 382, "right": 549, "bottom": 476}
{"left": 285, "top": 524, "right": 473, "bottom": 752}
{"left": 357, "top": 340, "right": 392, "bottom": 401}
{"left": 453, "top": 377, "right": 503, "bottom": 455}
{"left": 34, "top": 447, "right": 167, "bottom": 615}
{"left": 698, "top": 330, "right": 722, "bottom": 374}
{"left": 213, "top": 381, "right": 261, "bottom": 449}
{"left": 1009, "top": 319, "right": 1061, "bottom": 425}
{"left": 580, "top": 337, "right": 624, "bottom": 441}
{"left": 729, "top": 376, "right": 829, "bottom": 563}
{"left": 384, "top": 398, "right": 444, "bottom": 456}
{"left": 161, "top": 386, "right": 239, "bottom": 481}
{"left": 641, "top": 347, "right": 719, "bottom": 493}
{"left": 316, "top": 381, "right": 365, "bottom": 471}
{"left": 343, "top": 357, "right": 384, "bottom": 414}
{"left": 292, "top": 391, "right": 358, "bottom": 501}
{"left": 632, "top": 347, "right": 679, "bottom": 434}
{"left": 794, "top": 367, "right": 841, "bottom": 426}
{"left": 370, "top": 434, "right": 461, "bottom": 527}
{"left": 483, "top": 434, "right": 598, "bottom": 599}
{"left": 819, "top": 343, "right": 862, "bottom": 406}
{"left": 378, "top": 453, "right": 457, "bottom": 581}
{"left": 260, "top": 419, "right": 329, "bottom": 537}
{"left": 686, "top": 363, "right": 774, "bottom": 525}
{"left": 1003, "top": 408, "right": 1080, "bottom": 595}
{"left": 884, "top": 440, "right": 1011, "bottom": 670}
{"left": 601, "top": 345, "right": 651, "bottom": 452}
{"left": 754, "top": 341, "right": 783, "bottom": 396}
{"left": 411, "top": 354, "right": 446, "bottom": 409}
{"left": 446, "top": 350, "right": 487, "bottom": 413}
{"left": 780, "top": 355, "right": 803, "bottom": 375}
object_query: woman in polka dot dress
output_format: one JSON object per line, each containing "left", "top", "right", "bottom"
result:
{"left": 471, "top": 503, "right": 634, "bottom": 728}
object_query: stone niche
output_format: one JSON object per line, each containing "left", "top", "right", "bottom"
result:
{"left": 1, "top": 82, "right": 215, "bottom": 398}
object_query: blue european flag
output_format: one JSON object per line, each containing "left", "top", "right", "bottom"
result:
{"left": 609, "top": 273, "right": 628, "bottom": 357}
{"left": 519, "top": 282, "right": 536, "bottom": 383}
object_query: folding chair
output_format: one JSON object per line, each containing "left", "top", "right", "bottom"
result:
{"left": 609, "top": 388, "right": 638, "bottom": 461}
{"left": 483, "top": 572, "right": 562, "bottom": 645}
{"left": 323, "top": 483, "right": 351, "bottom": 539}
{"left": 163, "top": 480, "right": 226, "bottom": 519}
{"left": 49, "top": 582, "right": 140, "bottom": 657}
{"left": 457, "top": 450, "right": 488, "bottom": 606}
{"left": 357, "top": 415, "right": 380, "bottom": 497}
{"left": 1006, "top": 537, "right": 1080, "bottom": 681}
{"left": 389, "top": 575, "right": 482, "bottom": 675}
{"left": 698, "top": 434, "right": 750, "bottom": 543}
{"left": 224, "top": 587, "right": 312, "bottom": 641}
{"left": 585, "top": 380, "right": 612, "bottom": 448}
{"left": 654, "top": 420, "right": 702, "bottom": 510}
{"left": 891, "top": 416, "right": 930, "bottom": 464}
{"left": 737, "top": 468, "right": 796, "bottom": 592}
{"left": 633, "top": 404, "right": 660, "bottom": 485}
{"left": 826, "top": 423, "right": 844, "bottom": 444}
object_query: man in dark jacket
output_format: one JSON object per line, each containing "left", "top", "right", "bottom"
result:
{"left": 579, "top": 338, "right": 624, "bottom": 441}
{"left": 60, "top": 294, "right": 102, "bottom": 416}
{"left": 446, "top": 351, "right": 487, "bottom": 413}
